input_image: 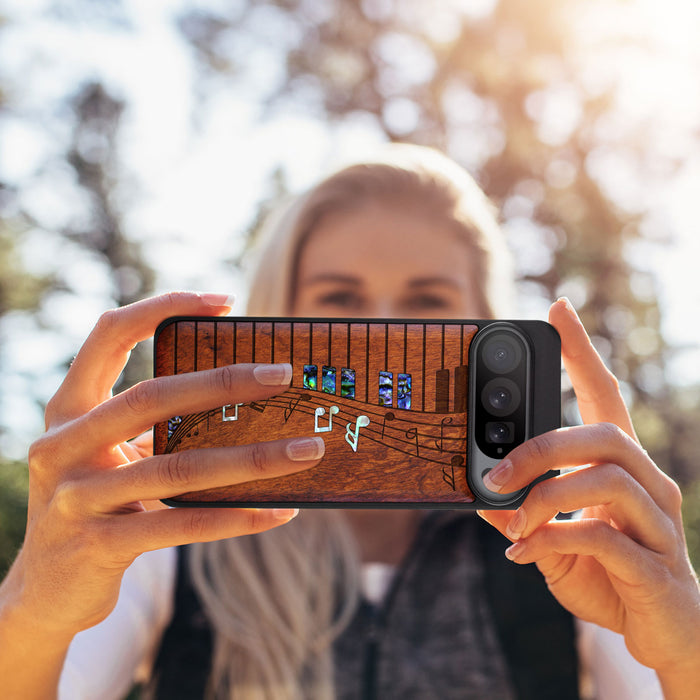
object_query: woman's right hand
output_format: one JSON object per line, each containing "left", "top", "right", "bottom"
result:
{"left": 2, "top": 292, "right": 324, "bottom": 642}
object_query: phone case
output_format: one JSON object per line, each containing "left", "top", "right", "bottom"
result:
{"left": 153, "top": 317, "right": 560, "bottom": 509}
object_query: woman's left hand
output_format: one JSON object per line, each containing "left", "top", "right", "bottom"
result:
{"left": 478, "top": 298, "right": 700, "bottom": 696}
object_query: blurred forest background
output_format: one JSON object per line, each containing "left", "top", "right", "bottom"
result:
{"left": 1, "top": 0, "right": 700, "bottom": 575}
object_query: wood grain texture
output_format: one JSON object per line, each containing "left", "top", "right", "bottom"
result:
{"left": 154, "top": 318, "right": 479, "bottom": 505}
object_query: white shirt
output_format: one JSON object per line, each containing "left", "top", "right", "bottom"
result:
{"left": 59, "top": 548, "right": 663, "bottom": 700}
{"left": 59, "top": 548, "right": 176, "bottom": 700}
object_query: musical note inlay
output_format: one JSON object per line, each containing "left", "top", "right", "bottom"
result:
{"left": 345, "top": 415, "right": 370, "bottom": 452}
{"left": 314, "top": 405, "right": 340, "bottom": 433}
{"left": 222, "top": 404, "right": 243, "bottom": 422}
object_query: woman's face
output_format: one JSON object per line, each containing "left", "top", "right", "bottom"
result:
{"left": 293, "top": 202, "right": 485, "bottom": 319}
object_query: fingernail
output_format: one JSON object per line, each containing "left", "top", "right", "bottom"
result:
{"left": 199, "top": 293, "right": 236, "bottom": 308}
{"left": 254, "top": 363, "right": 293, "bottom": 386}
{"left": 286, "top": 436, "right": 325, "bottom": 461}
{"left": 557, "top": 296, "right": 578, "bottom": 319}
{"left": 506, "top": 509, "right": 527, "bottom": 540}
{"left": 505, "top": 541, "right": 527, "bottom": 561}
{"left": 483, "top": 460, "right": 512, "bottom": 493}
{"left": 273, "top": 508, "right": 299, "bottom": 521}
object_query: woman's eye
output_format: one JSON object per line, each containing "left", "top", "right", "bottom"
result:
{"left": 402, "top": 294, "right": 451, "bottom": 311}
{"left": 316, "top": 290, "right": 365, "bottom": 310}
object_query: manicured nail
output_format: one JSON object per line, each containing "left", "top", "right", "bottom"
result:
{"left": 505, "top": 541, "right": 527, "bottom": 561}
{"left": 483, "top": 460, "right": 512, "bottom": 493}
{"left": 557, "top": 296, "right": 578, "bottom": 319}
{"left": 253, "top": 363, "right": 293, "bottom": 386}
{"left": 273, "top": 508, "right": 299, "bottom": 521}
{"left": 286, "top": 436, "right": 325, "bottom": 461}
{"left": 199, "top": 293, "right": 236, "bottom": 308}
{"left": 506, "top": 509, "right": 527, "bottom": 540}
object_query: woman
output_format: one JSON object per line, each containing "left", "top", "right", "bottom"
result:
{"left": 0, "top": 145, "right": 697, "bottom": 699}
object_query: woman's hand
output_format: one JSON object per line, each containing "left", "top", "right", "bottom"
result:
{"left": 2, "top": 292, "right": 325, "bottom": 642}
{"left": 478, "top": 298, "right": 700, "bottom": 696}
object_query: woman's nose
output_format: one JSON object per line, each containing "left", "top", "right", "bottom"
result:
{"left": 365, "top": 299, "right": 399, "bottom": 319}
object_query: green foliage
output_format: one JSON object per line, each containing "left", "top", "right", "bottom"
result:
{"left": 0, "top": 460, "right": 28, "bottom": 577}
{"left": 0, "top": 225, "right": 54, "bottom": 316}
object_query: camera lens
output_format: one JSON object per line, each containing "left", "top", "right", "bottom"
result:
{"left": 482, "top": 333, "right": 523, "bottom": 374}
{"left": 486, "top": 421, "right": 514, "bottom": 444}
{"left": 489, "top": 386, "right": 511, "bottom": 411}
{"left": 481, "top": 378, "right": 521, "bottom": 417}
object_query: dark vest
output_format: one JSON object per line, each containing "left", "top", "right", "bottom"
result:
{"left": 148, "top": 513, "right": 579, "bottom": 699}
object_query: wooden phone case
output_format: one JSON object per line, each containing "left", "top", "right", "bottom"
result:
{"left": 153, "top": 317, "right": 560, "bottom": 508}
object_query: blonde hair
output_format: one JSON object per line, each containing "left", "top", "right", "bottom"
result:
{"left": 188, "top": 512, "right": 359, "bottom": 699}
{"left": 189, "top": 144, "right": 514, "bottom": 699}
{"left": 246, "top": 143, "right": 514, "bottom": 318}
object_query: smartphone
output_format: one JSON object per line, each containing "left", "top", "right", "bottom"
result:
{"left": 153, "top": 317, "right": 560, "bottom": 509}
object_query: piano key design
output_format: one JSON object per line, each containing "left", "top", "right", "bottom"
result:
{"left": 154, "top": 319, "right": 479, "bottom": 505}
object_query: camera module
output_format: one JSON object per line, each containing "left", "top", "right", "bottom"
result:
{"left": 469, "top": 323, "right": 531, "bottom": 465}
{"left": 467, "top": 320, "right": 560, "bottom": 506}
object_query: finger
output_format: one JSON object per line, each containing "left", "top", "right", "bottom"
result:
{"left": 120, "top": 441, "right": 143, "bottom": 462}
{"left": 120, "top": 431, "right": 152, "bottom": 461}
{"left": 548, "top": 298, "right": 636, "bottom": 439}
{"left": 47, "top": 292, "right": 234, "bottom": 424}
{"left": 503, "top": 518, "right": 662, "bottom": 587}
{"left": 108, "top": 506, "right": 301, "bottom": 558}
{"left": 504, "top": 464, "right": 676, "bottom": 554}
{"left": 483, "top": 423, "right": 681, "bottom": 515}
{"left": 476, "top": 509, "right": 516, "bottom": 540}
{"left": 86, "top": 437, "right": 324, "bottom": 508}
{"left": 127, "top": 430, "right": 153, "bottom": 459}
{"left": 67, "top": 362, "right": 293, "bottom": 454}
